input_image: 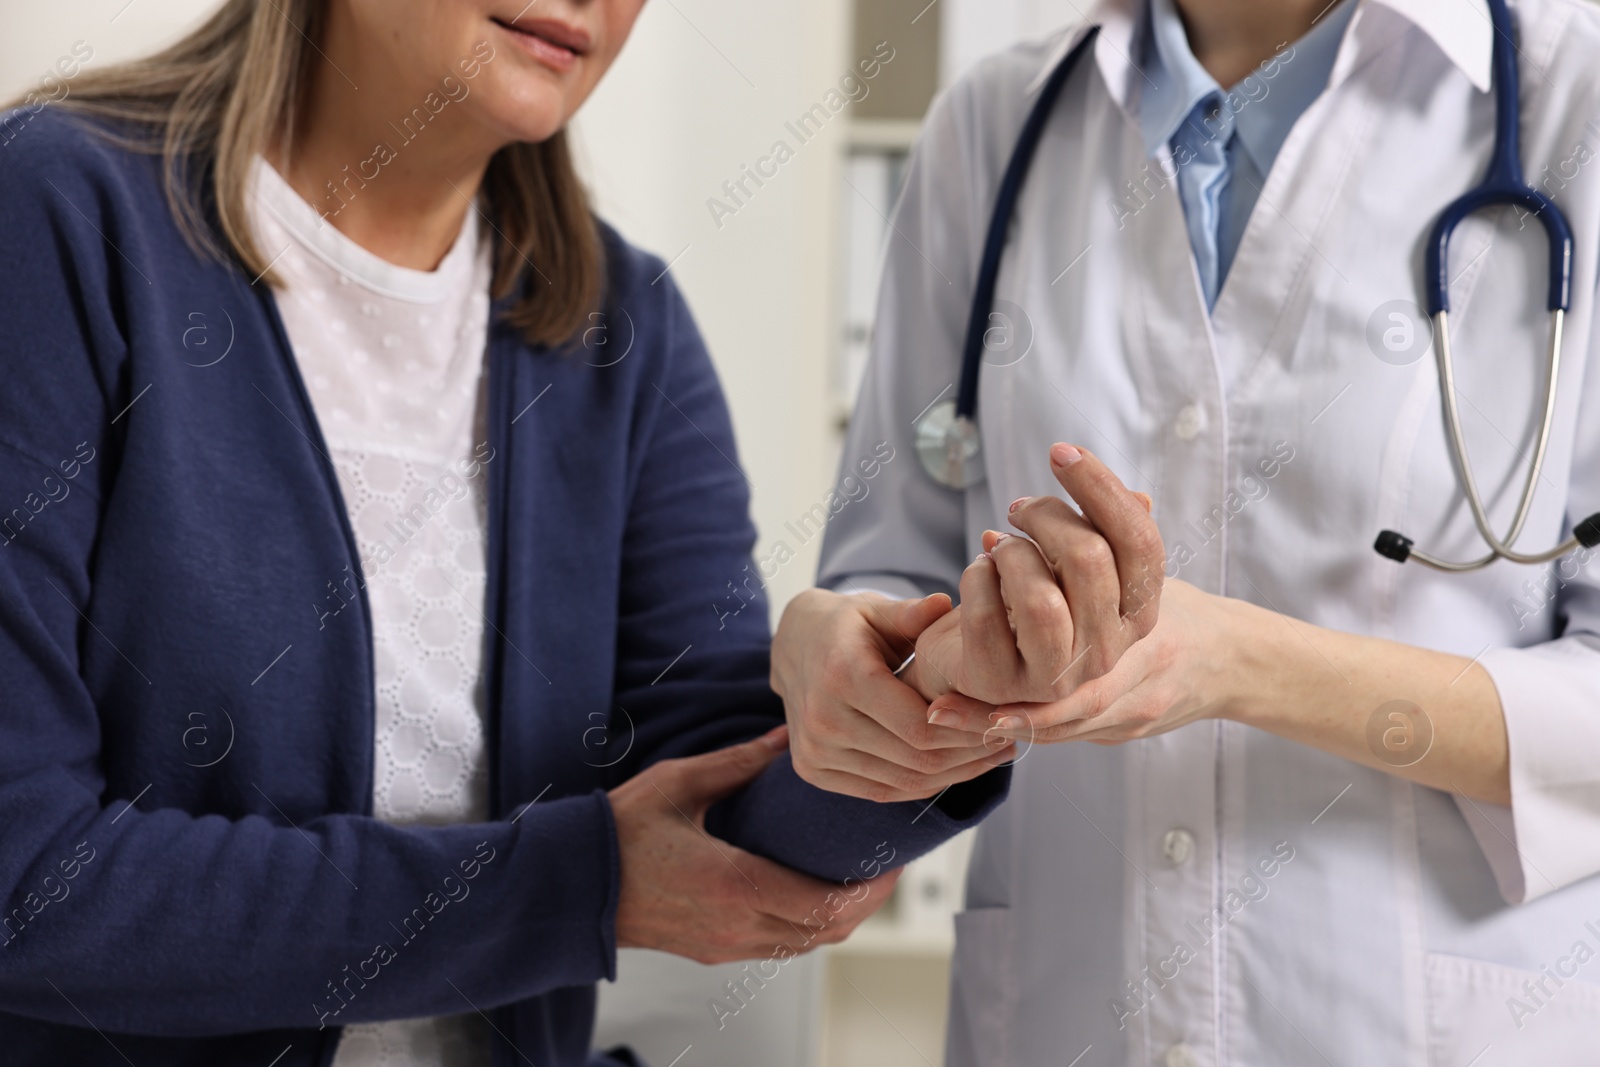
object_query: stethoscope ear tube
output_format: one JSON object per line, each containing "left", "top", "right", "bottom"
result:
{"left": 1422, "top": 0, "right": 1573, "bottom": 315}
{"left": 1379, "top": 0, "right": 1588, "bottom": 572}
{"left": 1424, "top": 188, "right": 1573, "bottom": 315}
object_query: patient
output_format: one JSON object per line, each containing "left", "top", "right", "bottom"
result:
{"left": 0, "top": 2, "right": 1006, "bottom": 1065}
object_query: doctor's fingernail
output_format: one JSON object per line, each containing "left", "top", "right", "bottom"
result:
{"left": 993, "top": 715, "right": 1027, "bottom": 732}
{"left": 1051, "top": 443, "right": 1083, "bottom": 466}
{"left": 1009, "top": 496, "right": 1031, "bottom": 513}
{"left": 928, "top": 708, "right": 954, "bottom": 727}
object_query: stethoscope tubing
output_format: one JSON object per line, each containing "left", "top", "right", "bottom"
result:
{"left": 954, "top": 27, "right": 1101, "bottom": 423}
{"left": 1402, "top": 309, "right": 1576, "bottom": 570}
{"left": 1385, "top": 0, "right": 1595, "bottom": 570}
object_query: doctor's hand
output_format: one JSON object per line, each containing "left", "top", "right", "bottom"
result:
{"left": 610, "top": 726, "right": 900, "bottom": 963}
{"left": 771, "top": 590, "right": 1015, "bottom": 803}
{"left": 900, "top": 443, "right": 1165, "bottom": 708}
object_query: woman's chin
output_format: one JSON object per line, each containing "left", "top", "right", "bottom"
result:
{"left": 473, "top": 94, "right": 572, "bottom": 147}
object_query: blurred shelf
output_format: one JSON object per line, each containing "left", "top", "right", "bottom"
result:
{"left": 827, "top": 921, "right": 955, "bottom": 958}
{"left": 846, "top": 118, "right": 923, "bottom": 151}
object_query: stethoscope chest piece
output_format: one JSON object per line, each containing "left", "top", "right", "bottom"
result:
{"left": 914, "top": 399, "right": 986, "bottom": 489}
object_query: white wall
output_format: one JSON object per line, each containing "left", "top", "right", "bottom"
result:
{"left": 573, "top": 0, "right": 852, "bottom": 624}
{"left": 0, "top": 0, "right": 219, "bottom": 99}
{"left": 940, "top": 0, "right": 1081, "bottom": 87}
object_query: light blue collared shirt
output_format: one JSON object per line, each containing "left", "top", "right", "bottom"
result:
{"left": 1140, "top": 0, "right": 1358, "bottom": 308}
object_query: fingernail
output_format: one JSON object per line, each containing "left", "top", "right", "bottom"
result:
{"left": 1009, "top": 496, "right": 1031, "bottom": 513}
{"left": 974, "top": 552, "right": 990, "bottom": 563}
{"left": 928, "top": 708, "right": 954, "bottom": 727}
{"left": 994, "top": 715, "right": 1027, "bottom": 731}
{"left": 1051, "top": 443, "right": 1083, "bottom": 466}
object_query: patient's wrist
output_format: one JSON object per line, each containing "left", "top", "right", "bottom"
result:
{"left": 898, "top": 650, "right": 949, "bottom": 702}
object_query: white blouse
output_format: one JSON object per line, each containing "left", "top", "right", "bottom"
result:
{"left": 252, "top": 158, "right": 492, "bottom": 1067}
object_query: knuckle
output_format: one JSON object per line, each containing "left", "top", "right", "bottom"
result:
{"left": 907, "top": 745, "right": 948, "bottom": 775}
{"left": 818, "top": 644, "right": 856, "bottom": 692}
{"left": 1029, "top": 495, "right": 1073, "bottom": 519}
{"left": 888, "top": 765, "right": 931, "bottom": 795}
{"left": 790, "top": 749, "right": 826, "bottom": 786}
{"left": 1017, "top": 586, "right": 1065, "bottom": 624}
{"left": 866, "top": 782, "right": 900, "bottom": 804}
{"left": 1087, "top": 465, "right": 1123, "bottom": 495}
{"left": 649, "top": 759, "right": 686, "bottom": 792}
{"left": 989, "top": 534, "right": 1029, "bottom": 563}
{"left": 809, "top": 708, "right": 850, "bottom": 747}
{"left": 727, "top": 741, "right": 762, "bottom": 769}
{"left": 1082, "top": 647, "right": 1117, "bottom": 680}
{"left": 1065, "top": 535, "right": 1115, "bottom": 574}
{"left": 1123, "top": 520, "right": 1164, "bottom": 560}
{"left": 906, "top": 721, "right": 947, "bottom": 752}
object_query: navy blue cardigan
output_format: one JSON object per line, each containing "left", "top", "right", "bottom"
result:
{"left": 0, "top": 112, "right": 1006, "bottom": 1067}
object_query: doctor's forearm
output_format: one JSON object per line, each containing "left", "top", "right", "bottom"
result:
{"left": 1215, "top": 596, "right": 1511, "bottom": 805}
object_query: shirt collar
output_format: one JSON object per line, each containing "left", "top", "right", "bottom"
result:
{"left": 1023, "top": 0, "right": 1492, "bottom": 130}
{"left": 1365, "top": 0, "right": 1492, "bottom": 92}
{"left": 1234, "top": 1, "right": 1359, "bottom": 172}
{"left": 1138, "top": 0, "right": 1223, "bottom": 159}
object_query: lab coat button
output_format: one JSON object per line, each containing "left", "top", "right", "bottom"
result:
{"left": 1174, "top": 404, "right": 1205, "bottom": 440}
{"left": 1165, "top": 1044, "right": 1199, "bottom": 1067}
{"left": 1162, "top": 828, "right": 1195, "bottom": 866}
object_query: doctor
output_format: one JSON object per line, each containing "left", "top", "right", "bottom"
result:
{"left": 772, "top": 0, "right": 1600, "bottom": 1062}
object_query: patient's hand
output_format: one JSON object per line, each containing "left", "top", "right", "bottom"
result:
{"left": 772, "top": 589, "right": 1012, "bottom": 803}
{"left": 902, "top": 444, "right": 1164, "bottom": 710}
{"left": 611, "top": 727, "right": 900, "bottom": 962}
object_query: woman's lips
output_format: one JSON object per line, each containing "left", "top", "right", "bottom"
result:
{"left": 492, "top": 17, "right": 590, "bottom": 73}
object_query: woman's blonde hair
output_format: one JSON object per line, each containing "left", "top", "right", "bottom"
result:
{"left": 40, "top": 0, "right": 602, "bottom": 346}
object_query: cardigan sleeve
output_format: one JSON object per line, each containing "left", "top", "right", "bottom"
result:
{"left": 601, "top": 256, "right": 1008, "bottom": 883}
{"left": 0, "top": 111, "right": 622, "bottom": 1037}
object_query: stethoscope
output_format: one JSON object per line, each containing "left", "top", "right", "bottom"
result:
{"left": 912, "top": 1, "right": 1600, "bottom": 571}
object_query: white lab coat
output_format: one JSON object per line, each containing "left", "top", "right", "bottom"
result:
{"left": 817, "top": 0, "right": 1600, "bottom": 1062}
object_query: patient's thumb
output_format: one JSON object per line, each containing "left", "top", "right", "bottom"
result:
{"left": 678, "top": 725, "right": 789, "bottom": 804}
{"left": 868, "top": 592, "right": 953, "bottom": 645}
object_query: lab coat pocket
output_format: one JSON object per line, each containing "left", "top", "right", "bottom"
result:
{"left": 946, "top": 906, "right": 1016, "bottom": 1067}
{"left": 1423, "top": 951, "right": 1600, "bottom": 1065}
